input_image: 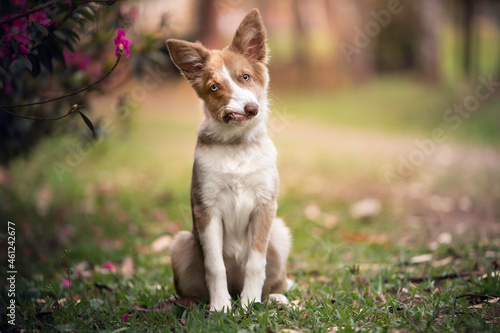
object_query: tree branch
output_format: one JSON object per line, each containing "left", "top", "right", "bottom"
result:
{"left": 0, "top": 0, "right": 122, "bottom": 27}
{"left": 0, "top": 53, "right": 121, "bottom": 110}
{"left": 0, "top": 104, "right": 80, "bottom": 121}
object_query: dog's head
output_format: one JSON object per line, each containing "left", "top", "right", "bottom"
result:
{"left": 167, "top": 9, "right": 269, "bottom": 130}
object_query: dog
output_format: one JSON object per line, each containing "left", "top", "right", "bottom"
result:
{"left": 166, "top": 8, "right": 291, "bottom": 312}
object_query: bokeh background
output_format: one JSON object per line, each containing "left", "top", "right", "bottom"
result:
{"left": 1, "top": 0, "right": 500, "bottom": 310}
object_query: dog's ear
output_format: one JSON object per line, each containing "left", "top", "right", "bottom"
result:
{"left": 230, "top": 8, "right": 268, "bottom": 63}
{"left": 167, "top": 39, "right": 209, "bottom": 81}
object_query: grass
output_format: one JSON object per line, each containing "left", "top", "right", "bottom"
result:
{"left": 1, "top": 75, "right": 500, "bottom": 332}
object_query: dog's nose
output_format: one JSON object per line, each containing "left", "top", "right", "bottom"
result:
{"left": 244, "top": 103, "right": 259, "bottom": 116}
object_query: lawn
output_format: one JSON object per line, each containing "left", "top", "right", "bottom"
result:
{"left": 1, "top": 75, "right": 499, "bottom": 332}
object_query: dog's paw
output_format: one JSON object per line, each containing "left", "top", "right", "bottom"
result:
{"left": 209, "top": 297, "right": 232, "bottom": 312}
{"left": 240, "top": 291, "right": 262, "bottom": 310}
{"left": 268, "top": 293, "right": 289, "bottom": 305}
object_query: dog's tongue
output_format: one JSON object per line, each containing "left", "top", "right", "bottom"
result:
{"left": 231, "top": 113, "right": 246, "bottom": 120}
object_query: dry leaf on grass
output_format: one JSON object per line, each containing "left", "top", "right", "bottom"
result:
{"left": 151, "top": 235, "right": 174, "bottom": 253}
{"left": 121, "top": 257, "right": 134, "bottom": 277}
{"left": 349, "top": 198, "right": 381, "bottom": 220}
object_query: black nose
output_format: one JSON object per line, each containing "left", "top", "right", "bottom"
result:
{"left": 244, "top": 103, "right": 259, "bottom": 116}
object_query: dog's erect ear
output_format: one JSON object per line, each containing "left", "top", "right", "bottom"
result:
{"left": 167, "top": 39, "right": 209, "bottom": 81}
{"left": 230, "top": 8, "right": 268, "bottom": 63}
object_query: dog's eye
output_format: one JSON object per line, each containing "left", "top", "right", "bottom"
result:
{"left": 210, "top": 84, "right": 219, "bottom": 92}
{"left": 243, "top": 74, "right": 250, "bottom": 82}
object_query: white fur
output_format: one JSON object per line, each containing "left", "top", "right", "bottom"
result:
{"left": 222, "top": 66, "right": 259, "bottom": 112}
{"left": 202, "top": 66, "right": 270, "bottom": 144}
{"left": 195, "top": 114, "right": 278, "bottom": 310}
{"left": 240, "top": 249, "right": 267, "bottom": 307}
{"left": 198, "top": 219, "right": 231, "bottom": 311}
{"left": 195, "top": 136, "right": 277, "bottom": 263}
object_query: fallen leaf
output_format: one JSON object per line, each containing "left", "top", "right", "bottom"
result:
{"left": 304, "top": 204, "right": 321, "bottom": 220}
{"left": 166, "top": 223, "right": 181, "bottom": 235}
{"left": 409, "top": 254, "right": 433, "bottom": 264}
{"left": 151, "top": 208, "right": 168, "bottom": 222}
{"left": 432, "top": 256, "right": 454, "bottom": 268}
{"left": 151, "top": 235, "right": 174, "bottom": 253}
{"left": 101, "top": 261, "right": 117, "bottom": 272}
{"left": 349, "top": 198, "right": 381, "bottom": 220}
{"left": 342, "top": 231, "right": 387, "bottom": 244}
{"left": 36, "top": 184, "right": 53, "bottom": 216}
{"left": 323, "top": 214, "right": 338, "bottom": 229}
{"left": 437, "top": 232, "right": 452, "bottom": 245}
{"left": 121, "top": 257, "right": 134, "bottom": 277}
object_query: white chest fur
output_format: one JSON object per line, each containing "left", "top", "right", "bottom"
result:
{"left": 195, "top": 135, "right": 278, "bottom": 263}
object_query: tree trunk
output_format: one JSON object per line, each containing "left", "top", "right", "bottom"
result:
{"left": 463, "top": 0, "right": 474, "bottom": 77}
{"left": 196, "top": 0, "right": 220, "bottom": 49}
{"left": 416, "top": 0, "right": 442, "bottom": 82}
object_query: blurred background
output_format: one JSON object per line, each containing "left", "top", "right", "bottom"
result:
{"left": 1, "top": 0, "right": 499, "bottom": 285}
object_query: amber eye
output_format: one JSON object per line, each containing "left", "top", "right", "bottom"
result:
{"left": 243, "top": 74, "right": 250, "bottom": 82}
{"left": 210, "top": 84, "right": 219, "bottom": 92}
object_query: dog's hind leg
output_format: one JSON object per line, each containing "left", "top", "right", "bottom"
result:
{"left": 262, "top": 217, "right": 291, "bottom": 299}
{"left": 170, "top": 231, "right": 209, "bottom": 299}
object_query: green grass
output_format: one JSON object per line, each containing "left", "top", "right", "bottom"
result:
{"left": 1, "top": 76, "right": 500, "bottom": 331}
{"left": 274, "top": 75, "right": 500, "bottom": 147}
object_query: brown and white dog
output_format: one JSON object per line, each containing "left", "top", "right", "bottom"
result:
{"left": 166, "top": 9, "right": 291, "bottom": 312}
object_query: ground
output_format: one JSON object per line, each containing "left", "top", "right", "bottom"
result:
{"left": 0, "top": 75, "right": 499, "bottom": 331}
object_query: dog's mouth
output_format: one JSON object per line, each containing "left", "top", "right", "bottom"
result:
{"left": 223, "top": 112, "right": 253, "bottom": 123}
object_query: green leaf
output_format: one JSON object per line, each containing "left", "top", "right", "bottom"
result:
{"left": 58, "top": 27, "right": 80, "bottom": 43}
{"left": 89, "top": 298, "right": 103, "bottom": 309}
{"left": 33, "top": 22, "right": 49, "bottom": 36}
{"left": 28, "top": 54, "right": 40, "bottom": 77}
{"left": 19, "top": 55, "right": 33, "bottom": 71}
{"left": 77, "top": 111, "right": 96, "bottom": 138}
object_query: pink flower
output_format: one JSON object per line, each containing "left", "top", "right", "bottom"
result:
{"left": 1, "top": 14, "right": 27, "bottom": 33}
{"left": 0, "top": 45, "right": 9, "bottom": 59}
{"left": 4, "top": 79, "right": 12, "bottom": 95}
{"left": 62, "top": 279, "right": 72, "bottom": 287}
{"left": 123, "top": 312, "right": 130, "bottom": 322}
{"left": 114, "top": 29, "right": 132, "bottom": 58}
{"left": 29, "top": 10, "right": 50, "bottom": 28}
{"left": 13, "top": 17, "right": 28, "bottom": 31}
{"left": 3, "top": 33, "right": 30, "bottom": 55}
{"left": 101, "top": 261, "right": 116, "bottom": 271}
{"left": 64, "top": 50, "right": 90, "bottom": 70}
{"left": 128, "top": 7, "right": 138, "bottom": 23}
{"left": 14, "top": 0, "right": 27, "bottom": 6}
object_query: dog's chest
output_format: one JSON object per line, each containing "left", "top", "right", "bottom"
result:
{"left": 196, "top": 139, "right": 277, "bottom": 211}
{"left": 195, "top": 139, "right": 277, "bottom": 262}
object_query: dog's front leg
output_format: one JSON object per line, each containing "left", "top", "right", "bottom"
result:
{"left": 240, "top": 203, "right": 275, "bottom": 309}
{"left": 198, "top": 216, "right": 232, "bottom": 312}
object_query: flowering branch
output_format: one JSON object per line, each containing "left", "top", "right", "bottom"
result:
{"left": 0, "top": 28, "right": 131, "bottom": 140}
{"left": 0, "top": 0, "right": 123, "bottom": 27}
{"left": 0, "top": 104, "right": 80, "bottom": 121}
{"left": 0, "top": 54, "right": 122, "bottom": 110}
{"left": 0, "top": 0, "right": 62, "bottom": 27}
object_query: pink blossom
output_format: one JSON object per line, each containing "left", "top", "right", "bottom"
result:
{"left": 113, "top": 29, "right": 132, "bottom": 58}
{"left": 12, "top": 17, "right": 28, "bottom": 31}
{"left": 0, "top": 45, "right": 9, "bottom": 59}
{"left": 128, "top": 7, "right": 139, "bottom": 23}
{"left": 1, "top": 14, "right": 27, "bottom": 33}
{"left": 123, "top": 312, "right": 130, "bottom": 322}
{"left": 3, "top": 33, "right": 30, "bottom": 55}
{"left": 64, "top": 50, "right": 90, "bottom": 70}
{"left": 29, "top": 10, "right": 50, "bottom": 28}
{"left": 14, "top": 0, "right": 27, "bottom": 6}
{"left": 62, "top": 278, "right": 72, "bottom": 287}
{"left": 4, "top": 79, "right": 12, "bottom": 95}
{"left": 101, "top": 261, "right": 116, "bottom": 270}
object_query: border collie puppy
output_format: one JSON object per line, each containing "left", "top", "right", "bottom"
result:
{"left": 167, "top": 8, "right": 291, "bottom": 312}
